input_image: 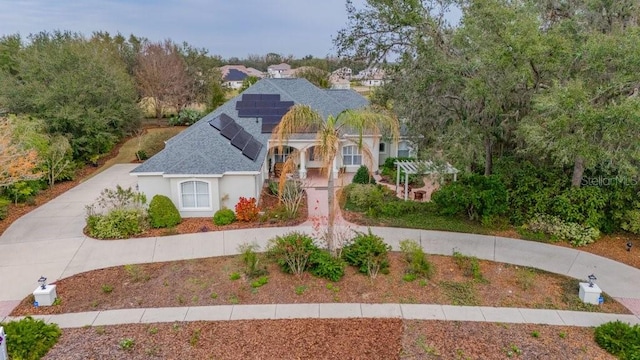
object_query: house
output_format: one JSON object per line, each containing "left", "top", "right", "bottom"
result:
{"left": 267, "top": 63, "right": 292, "bottom": 78}
{"left": 355, "top": 67, "right": 387, "bottom": 87}
{"left": 219, "top": 65, "right": 265, "bottom": 89}
{"left": 130, "top": 78, "right": 405, "bottom": 217}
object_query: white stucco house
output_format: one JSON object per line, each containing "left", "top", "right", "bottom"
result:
{"left": 130, "top": 78, "right": 413, "bottom": 217}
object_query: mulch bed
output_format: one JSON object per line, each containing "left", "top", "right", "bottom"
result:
{"left": 11, "top": 252, "right": 629, "bottom": 316}
{"left": 42, "top": 319, "right": 612, "bottom": 359}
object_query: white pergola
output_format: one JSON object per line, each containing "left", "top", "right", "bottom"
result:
{"left": 395, "top": 160, "right": 459, "bottom": 200}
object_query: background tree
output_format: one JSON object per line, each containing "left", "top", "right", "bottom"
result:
{"left": 273, "top": 105, "right": 399, "bottom": 255}
{"left": 0, "top": 116, "right": 40, "bottom": 188}
{"left": 135, "top": 39, "right": 191, "bottom": 119}
{"left": 295, "top": 67, "right": 330, "bottom": 88}
{"left": 0, "top": 31, "right": 140, "bottom": 161}
{"left": 239, "top": 76, "right": 259, "bottom": 92}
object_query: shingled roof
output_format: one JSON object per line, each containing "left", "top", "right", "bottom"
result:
{"left": 131, "top": 78, "right": 368, "bottom": 176}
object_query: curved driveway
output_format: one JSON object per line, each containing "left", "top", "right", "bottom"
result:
{"left": 1, "top": 164, "right": 639, "bottom": 318}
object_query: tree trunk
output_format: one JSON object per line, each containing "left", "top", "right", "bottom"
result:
{"left": 571, "top": 156, "right": 585, "bottom": 187}
{"left": 484, "top": 137, "right": 493, "bottom": 176}
{"left": 327, "top": 164, "right": 336, "bottom": 257}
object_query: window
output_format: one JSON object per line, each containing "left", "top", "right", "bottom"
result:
{"left": 308, "top": 146, "right": 322, "bottom": 161}
{"left": 274, "top": 146, "right": 293, "bottom": 163}
{"left": 378, "top": 142, "right": 386, "bottom": 153}
{"left": 180, "top": 181, "right": 210, "bottom": 209}
{"left": 398, "top": 141, "right": 412, "bottom": 158}
{"left": 342, "top": 145, "right": 362, "bottom": 166}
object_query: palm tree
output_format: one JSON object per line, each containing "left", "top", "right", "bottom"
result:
{"left": 272, "top": 104, "right": 399, "bottom": 256}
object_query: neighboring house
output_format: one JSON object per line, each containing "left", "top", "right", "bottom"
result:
{"left": 329, "top": 74, "right": 351, "bottom": 90}
{"left": 355, "top": 67, "right": 387, "bottom": 87}
{"left": 332, "top": 67, "right": 353, "bottom": 79}
{"left": 219, "top": 65, "right": 265, "bottom": 89}
{"left": 222, "top": 69, "right": 247, "bottom": 89}
{"left": 267, "top": 63, "right": 292, "bottom": 78}
{"left": 130, "top": 78, "right": 396, "bottom": 217}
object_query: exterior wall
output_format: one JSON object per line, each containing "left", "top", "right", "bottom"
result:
{"left": 339, "top": 137, "right": 378, "bottom": 173}
{"left": 137, "top": 175, "right": 172, "bottom": 203}
{"left": 378, "top": 139, "right": 391, "bottom": 169}
{"left": 219, "top": 174, "right": 259, "bottom": 211}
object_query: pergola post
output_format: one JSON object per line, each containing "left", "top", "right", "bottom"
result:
{"left": 396, "top": 162, "right": 400, "bottom": 194}
{"left": 404, "top": 172, "right": 409, "bottom": 201}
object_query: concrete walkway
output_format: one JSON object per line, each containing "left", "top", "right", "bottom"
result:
{"left": 1, "top": 164, "right": 640, "bottom": 326}
{"left": 6, "top": 304, "right": 640, "bottom": 329}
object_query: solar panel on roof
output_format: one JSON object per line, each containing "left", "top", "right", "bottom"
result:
{"left": 237, "top": 108, "right": 260, "bottom": 117}
{"left": 220, "top": 121, "right": 241, "bottom": 139}
{"left": 242, "top": 138, "right": 263, "bottom": 161}
{"left": 261, "top": 94, "right": 280, "bottom": 101}
{"left": 209, "top": 113, "right": 235, "bottom": 130}
{"left": 280, "top": 101, "right": 295, "bottom": 108}
{"left": 242, "top": 94, "right": 262, "bottom": 101}
{"left": 235, "top": 101, "right": 255, "bottom": 109}
{"left": 230, "top": 129, "right": 251, "bottom": 150}
{"left": 262, "top": 116, "right": 282, "bottom": 124}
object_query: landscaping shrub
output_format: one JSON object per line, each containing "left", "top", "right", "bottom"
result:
{"left": 431, "top": 174, "right": 508, "bottom": 221}
{"left": 0, "top": 197, "right": 9, "bottom": 220}
{"left": 238, "top": 243, "right": 266, "bottom": 278}
{"left": 147, "top": 194, "right": 181, "bottom": 228}
{"left": 309, "top": 249, "right": 346, "bottom": 281}
{"left": 135, "top": 149, "right": 148, "bottom": 161}
{"left": 399, "top": 239, "right": 434, "bottom": 280}
{"left": 594, "top": 320, "right": 640, "bottom": 359}
{"left": 169, "top": 109, "right": 202, "bottom": 126}
{"left": 346, "top": 184, "right": 385, "bottom": 211}
{"left": 342, "top": 229, "right": 391, "bottom": 276}
{"left": 2, "top": 316, "right": 61, "bottom": 360}
{"left": 267, "top": 232, "right": 317, "bottom": 276}
{"left": 622, "top": 209, "right": 640, "bottom": 235}
{"left": 213, "top": 208, "right": 236, "bottom": 226}
{"left": 352, "top": 165, "right": 376, "bottom": 184}
{"left": 376, "top": 200, "right": 437, "bottom": 218}
{"left": 279, "top": 180, "right": 305, "bottom": 219}
{"left": 452, "top": 251, "right": 485, "bottom": 281}
{"left": 87, "top": 208, "right": 147, "bottom": 239}
{"left": 524, "top": 214, "right": 600, "bottom": 247}
{"left": 267, "top": 180, "right": 279, "bottom": 196}
{"left": 235, "top": 197, "right": 259, "bottom": 221}
{"left": 549, "top": 186, "right": 607, "bottom": 229}
{"left": 4, "top": 180, "right": 43, "bottom": 204}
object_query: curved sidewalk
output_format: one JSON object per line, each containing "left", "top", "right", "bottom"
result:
{"left": 1, "top": 164, "right": 640, "bottom": 323}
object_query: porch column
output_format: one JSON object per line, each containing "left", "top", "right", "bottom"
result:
{"left": 299, "top": 149, "right": 307, "bottom": 179}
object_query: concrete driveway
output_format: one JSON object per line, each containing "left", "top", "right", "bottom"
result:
{"left": 0, "top": 164, "right": 138, "bottom": 314}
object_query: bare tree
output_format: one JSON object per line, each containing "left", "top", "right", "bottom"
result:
{"left": 135, "top": 39, "right": 191, "bottom": 118}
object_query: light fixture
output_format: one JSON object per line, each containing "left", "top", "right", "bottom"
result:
{"left": 627, "top": 241, "right": 633, "bottom": 252}
{"left": 38, "top": 276, "right": 47, "bottom": 290}
{"left": 587, "top": 274, "right": 597, "bottom": 288}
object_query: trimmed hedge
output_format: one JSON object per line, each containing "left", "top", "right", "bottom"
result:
{"left": 148, "top": 195, "right": 181, "bottom": 228}
{"left": 594, "top": 320, "right": 640, "bottom": 359}
{"left": 2, "top": 316, "right": 61, "bottom": 360}
{"left": 213, "top": 208, "right": 236, "bottom": 226}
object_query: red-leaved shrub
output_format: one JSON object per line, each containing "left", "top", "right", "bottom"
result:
{"left": 235, "top": 197, "right": 259, "bottom": 221}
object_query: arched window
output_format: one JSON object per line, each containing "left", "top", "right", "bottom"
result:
{"left": 342, "top": 145, "right": 362, "bottom": 166}
{"left": 180, "top": 180, "right": 210, "bottom": 209}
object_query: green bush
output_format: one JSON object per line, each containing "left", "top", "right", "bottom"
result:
{"left": 622, "top": 209, "right": 640, "bottom": 234}
{"left": 169, "top": 109, "right": 202, "bottom": 126}
{"left": 594, "top": 320, "right": 640, "bottom": 359}
{"left": 524, "top": 214, "right": 600, "bottom": 247}
{"left": 399, "top": 240, "right": 434, "bottom": 280}
{"left": 549, "top": 186, "right": 607, "bottom": 229}
{"left": 238, "top": 243, "right": 267, "bottom": 278}
{"left": 2, "top": 316, "right": 62, "bottom": 360}
{"left": 346, "top": 184, "right": 385, "bottom": 211}
{"left": 0, "top": 197, "right": 9, "bottom": 220}
{"left": 135, "top": 149, "right": 148, "bottom": 161}
{"left": 352, "top": 165, "right": 376, "bottom": 184}
{"left": 87, "top": 209, "right": 147, "bottom": 239}
{"left": 376, "top": 200, "right": 437, "bottom": 218}
{"left": 213, "top": 208, "right": 236, "bottom": 226}
{"left": 309, "top": 249, "right": 345, "bottom": 281}
{"left": 267, "top": 232, "right": 317, "bottom": 276}
{"left": 147, "top": 195, "right": 181, "bottom": 228}
{"left": 4, "top": 180, "right": 43, "bottom": 204}
{"left": 342, "top": 229, "right": 391, "bottom": 276}
{"left": 431, "top": 174, "right": 508, "bottom": 221}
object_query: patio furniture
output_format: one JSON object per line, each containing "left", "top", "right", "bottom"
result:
{"left": 413, "top": 190, "right": 426, "bottom": 201}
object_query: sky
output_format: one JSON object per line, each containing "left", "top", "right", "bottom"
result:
{"left": 0, "top": 0, "right": 368, "bottom": 59}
